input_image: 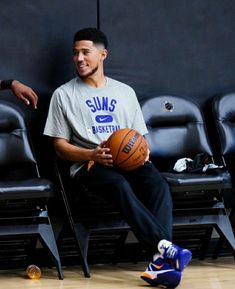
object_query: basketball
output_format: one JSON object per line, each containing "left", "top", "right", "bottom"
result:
{"left": 105, "top": 128, "right": 148, "bottom": 171}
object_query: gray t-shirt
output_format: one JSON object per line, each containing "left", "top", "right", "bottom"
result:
{"left": 44, "top": 77, "right": 148, "bottom": 176}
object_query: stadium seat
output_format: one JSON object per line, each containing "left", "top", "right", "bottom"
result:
{"left": 141, "top": 95, "right": 235, "bottom": 258}
{"left": 212, "top": 92, "right": 235, "bottom": 257}
{"left": 0, "top": 100, "right": 63, "bottom": 279}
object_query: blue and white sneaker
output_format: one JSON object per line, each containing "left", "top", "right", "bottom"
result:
{"left": 158, "top": 240, "right": 192, "bottom": 272}
{"left": 141, "top": 254, "right": 182, "bottom": 288}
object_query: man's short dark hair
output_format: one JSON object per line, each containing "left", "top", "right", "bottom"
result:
{"left": 73, "top": 28, "right": 108, "bottom": 49}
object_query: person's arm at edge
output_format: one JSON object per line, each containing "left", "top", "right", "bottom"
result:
{"left": 0, "top": 79, "right": 38, "bottom": 109}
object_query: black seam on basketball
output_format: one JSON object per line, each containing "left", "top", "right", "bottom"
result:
{"left": 116, "top": 134, "right": 145, "bottom": 167}
{"left": 119, "top": 144, "right": 148, "bottom": 169}
{"left": 112, "top": 129, "right": 135, "bottom": 164}
{"left": 119, "top": 158, "right": 145, "bottom": 170}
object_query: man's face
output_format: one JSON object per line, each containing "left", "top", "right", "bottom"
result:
{"left": 73, "top": 40, "right": 107, "bottom": 79}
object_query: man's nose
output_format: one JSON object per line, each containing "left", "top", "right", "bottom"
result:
{"left": 75, "top": 53, "right": 84, "bottom": 62}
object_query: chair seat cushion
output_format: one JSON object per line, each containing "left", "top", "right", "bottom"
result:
{"left": 162, "top": 171, "right": 231, "bottom": 191}
{"left": 0, "top": 178, "right": 53, "bottom": 200}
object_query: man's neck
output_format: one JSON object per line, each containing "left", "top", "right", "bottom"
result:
{"left": 82, "top": 75, "right": 107, "bottom": 88}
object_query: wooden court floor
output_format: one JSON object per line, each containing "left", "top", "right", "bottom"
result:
{"left": 0, "top": 256, "right": 234, "bottom": 289}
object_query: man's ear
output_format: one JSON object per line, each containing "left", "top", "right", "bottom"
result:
{"left": 101, "top": 49, "right": 108, "bottom": 61}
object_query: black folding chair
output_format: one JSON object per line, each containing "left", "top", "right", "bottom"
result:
{"left": 54, "top": 158, "right": 130, "bottom": 277}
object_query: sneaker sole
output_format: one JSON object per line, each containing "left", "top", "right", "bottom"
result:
{"left": 141, "top": 270, "right": 182, "bottom": 288}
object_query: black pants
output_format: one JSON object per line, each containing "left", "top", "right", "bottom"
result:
{"left": 74, "top": 161, "right": 172, "bottom": 252}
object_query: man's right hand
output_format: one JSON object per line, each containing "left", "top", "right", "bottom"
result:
{"left": 91, "top": 145, "right": 113, "bottom": 166}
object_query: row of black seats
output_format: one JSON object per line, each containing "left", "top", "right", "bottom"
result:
{"left": 0, "top": 93, "right": 234, "bottom": 279}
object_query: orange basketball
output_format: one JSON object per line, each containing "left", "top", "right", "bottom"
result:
{"left": 105, "top": 128, "right": 148, "bottom": 171}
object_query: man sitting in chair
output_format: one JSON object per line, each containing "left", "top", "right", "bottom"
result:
{"left": 44, "top": 27, "right": 192, "bottom": 288}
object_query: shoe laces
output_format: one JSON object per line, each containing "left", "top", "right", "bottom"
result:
{"left": 165, "top": 245, "right": 178, "bottom": 259}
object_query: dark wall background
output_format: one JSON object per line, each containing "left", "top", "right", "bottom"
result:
{"left": 101, "top": 0, "right": 235, "bottom": 104}
{"left": 0, "top": 0, "right": 97, "bottom": 94}
{"left": 1, "top": 0, "right": 235, "bottom": 177}
{"left": 0, "top": 0, "right": 97, "bottom": 177}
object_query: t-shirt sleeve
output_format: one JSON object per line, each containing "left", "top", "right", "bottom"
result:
{"left": 43, "top": 90, "right": 71, "bottom": 140}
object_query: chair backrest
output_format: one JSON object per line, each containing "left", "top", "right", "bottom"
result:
{"left": 0, "top": 100, "right": 37, "bottom": 180}
{"left": 141, "top": 95, "right": 213, "bottom": 171}
{"left": 212, "top": 92, "right": 235, "bottom": 160}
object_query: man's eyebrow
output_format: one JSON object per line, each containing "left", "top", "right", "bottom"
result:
{"left": 73, "top": 47, "right": 91, "bottom": 51}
